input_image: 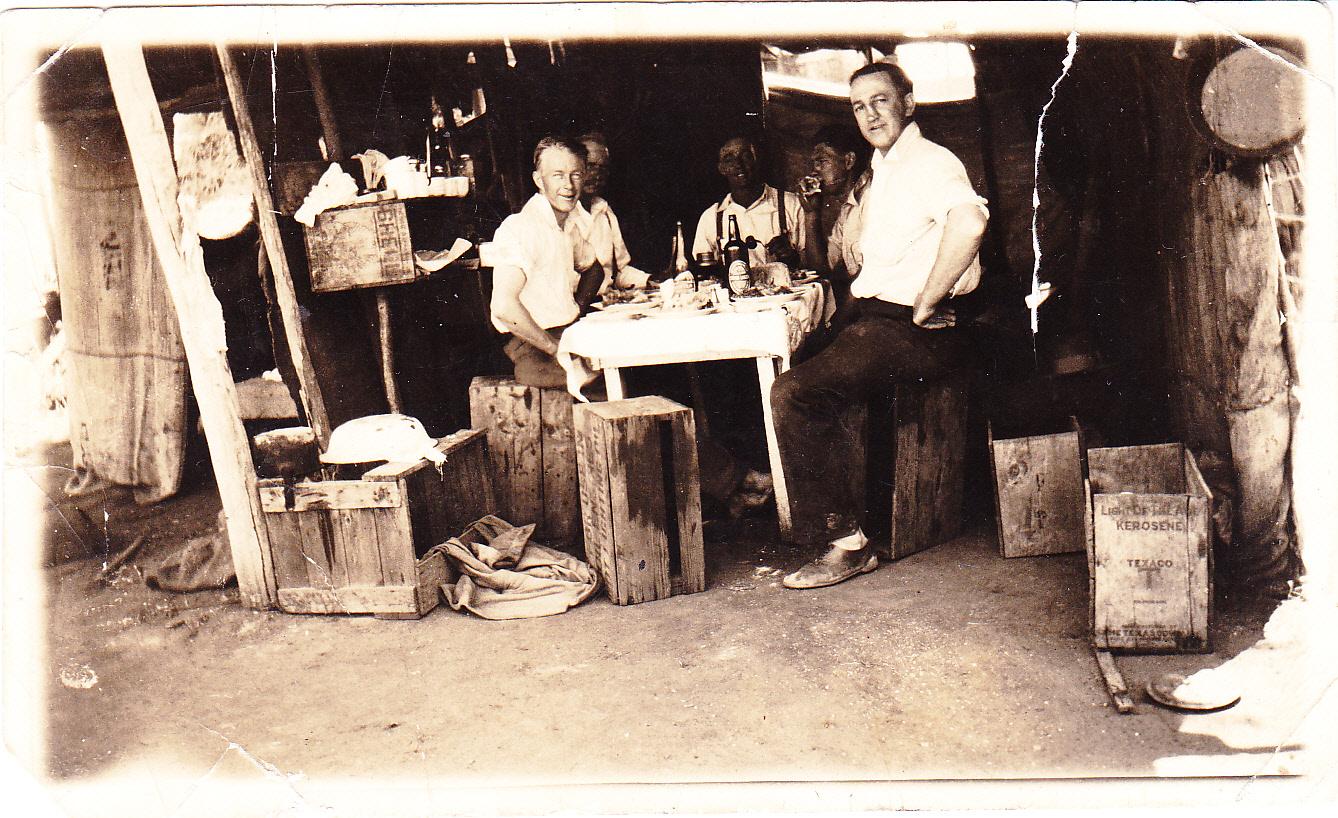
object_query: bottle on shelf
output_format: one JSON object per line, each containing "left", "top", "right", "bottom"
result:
{"left": 723, "top": 214, "right": 750, "bottom": 295}
{"left": 426, "top": 96, "right": 457, "bottom": 179}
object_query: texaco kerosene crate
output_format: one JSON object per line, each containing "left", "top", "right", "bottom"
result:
{"left": 303, "top": 199, "right": 415, "bottom": 292}
{"left": 258, "top": 429, "right": 495, "bottom": 618}
{"left": 573, "top": 396, "right": 705, "bottom": 605}
{"left": 989, "top": 419, "right": 1086, "bottom": 558}
{"left": 1085, "top": 443, "right": 1212, "bottom": 653}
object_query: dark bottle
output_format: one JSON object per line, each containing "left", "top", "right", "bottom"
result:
{"left": 426, "top": 96, "right": 457, "bottom": 179}
{"left": 723, "top": 214, "right": 749, "bottom": 294}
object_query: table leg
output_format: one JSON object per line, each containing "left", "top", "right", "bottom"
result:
{"left": 604, "top": 367, "right": 625, "bottom": 401}
{"left": 375, "top": 289, "right": 402, "bottom": 413}
{"left": 755, "top": 355, "right": 792, "bottom": 538}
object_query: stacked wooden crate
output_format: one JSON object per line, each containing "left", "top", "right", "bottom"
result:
{"left": 468, "top": 377, "right": 582, "bottom": 547}
{"left": 573, "top": 396, "right": 705, "bottom": 605}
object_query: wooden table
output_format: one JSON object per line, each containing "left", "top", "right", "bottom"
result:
{"left": 558, "top": 283, "right": 830, "bottom": 537}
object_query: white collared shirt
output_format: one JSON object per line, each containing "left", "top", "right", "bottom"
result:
{"left": 846, "top": 122, "right": 988, "bottom": 306}
{"left": 692, "top": 184, "right": 807, "bottom": 268}
{"left": 583, "top": 196, "right": 650, "bottom": 292}
{"left": 488, "top": 193, "right": 595, "bottom": 332}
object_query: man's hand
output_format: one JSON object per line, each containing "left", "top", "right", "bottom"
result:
{"left": 912, "top": 297, "right": 956, "bottom": 329}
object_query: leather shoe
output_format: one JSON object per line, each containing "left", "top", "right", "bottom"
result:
{"left": 782, "top": 544, "right": 878, "bottom": 589}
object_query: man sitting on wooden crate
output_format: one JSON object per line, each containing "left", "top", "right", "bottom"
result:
{"left": 771, "top": 62, "right": 989, "bottom": 589}
{"left": 488, "top": 135, "right": 605, "bottom": 390}
{"left": 489, "top": 135, "right": 774, "bottom": 521}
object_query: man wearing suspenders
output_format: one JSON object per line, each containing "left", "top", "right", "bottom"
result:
{"left": 691, "top": 136, "right": 806, "bottom": 269}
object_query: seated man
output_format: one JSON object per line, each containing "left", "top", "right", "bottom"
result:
{"left": 692, "top": 135, "right": 807, "bottom": 269}
{"left": 577, "top": 131, "right": 652, "bottom": 293}
{"left": 488, "top": 135, "right": 602, "bottom": 388}
{"left": 772, "top": 62, "right": 989, "bottom": 590}
{"left": 799, "top": 123, "right": 869, "bottom": 294}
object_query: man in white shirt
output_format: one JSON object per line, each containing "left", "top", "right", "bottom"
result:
{"left": 772, "top": 62, "right": 989, "bottom": 590}
{"left": 692, "top": 136, "right": 806, "bottom": 269}
{"left": 489, "top": 136, "right": 602, "bottom": 388}
{"left": 577, "top": 132, "right": 652, "bottom": 293}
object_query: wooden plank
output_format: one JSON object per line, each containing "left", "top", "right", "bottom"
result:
{"left": 755, "top": 356, "right": 791, "bottom": 537}
{"left": 666, "top": 407, "right": 706, "bottom": 595}
{"left": 338, "top": 509, "right": 383, "bottom": 586}
{"left": 297, "top": 512, "right": 335, "bottom": 590}
{"left": 300, "top": 46, "right": 343, "bottom": 161}
{"left": 414, "top": 550, "right": 451, "bottom": 616}
{"left": 1088, "top": 443, "right": 1185, "bottom": 495}
{"left": 991, "top": 430, "right": 1085, "bottom": 558}
{"left": 214, "top": 43, "right": 331, "bottom": 448}
{"left": 539, "top": 387, "right": 581, "bottom": 545}
{"left": 103, "top": 40, "right": 276, "bottom": 609}
{"left": 573, "top": 403, "right": 619, "bottom": 594}
{"left": 1094, "top": 649, "right": 1136, "bottom": 714}
{"left": 258, "top": 480, "right": 402, "bottom": 512}
{"left": 372, "top": 502, "right": 417, "bottom": 586}
{"left": 263, "top": 511, "right": 308, "bottom": 591}
{"left": 277, "top": 585, "right": 418, "bottom": 615}
{"left": 437, "top": 433, "right": 497, "bottom": 539}
{"left": 363, "top": 429, "right": 487, "bottom": 481}
{"left": 888, "top": 378, "right": 968, "bottom": 560}
{"left": 469, "top": 378, "right": 542, "bottom": 528}
{"left": 610, "top": 412, "right": 671, "bottom": 605}
{"left": 1084, "top": 478, "right": 1097, "bottom": 650}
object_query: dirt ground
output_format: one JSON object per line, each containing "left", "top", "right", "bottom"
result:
{"left": 7, "top": 443, "right": 1335, "bottom": 817}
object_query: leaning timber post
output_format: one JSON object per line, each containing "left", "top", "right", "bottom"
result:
{"left": 216, "top": 43, "right": 332, "bottom": 449}
{"left": 103, "top": 39, "right": 278, "bottom": 609}
{"left": 1189, "top": 158, "right": 1296, "bottom": 590}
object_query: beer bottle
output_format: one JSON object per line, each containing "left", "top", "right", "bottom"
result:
{"left": 724, "top": 214, "right": 749, "bottom": 294}
{"left": 673, "top": 221, "right": 690, "bottom": 277}
{"left": 426, "top": 96, "right": 457, "bottom": 179}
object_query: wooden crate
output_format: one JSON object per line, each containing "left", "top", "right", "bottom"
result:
{"left": 989, "top": 421, "right": 1086, "bottom": 558}
{"left": 468, "top": 376, "right": 581, "bottom": 546}
{"left": 1085, "top": 443, "right": 1212, "bottom": 653}
{"left": 303, "top": 200, "right": 415, "bottom": 293}
{"left": 845, "top": 376, "right": 970, "bottom": 560}
{"left": 573, "top": 396, "right": 705, "bottom": 605}
{"left": 258, "top": 429, "right": 495, "bottom": 618}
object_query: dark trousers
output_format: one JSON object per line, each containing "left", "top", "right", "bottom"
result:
{"left": 770, "top": 299, "right": 969, "bottom": 544}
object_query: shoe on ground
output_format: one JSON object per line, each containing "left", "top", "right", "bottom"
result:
{"left": 782, "top": 544, "right": 878, "bottom": 589}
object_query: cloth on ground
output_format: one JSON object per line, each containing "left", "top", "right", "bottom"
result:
{"left": 430, "top": 515, "right": 600, "bottom": 620}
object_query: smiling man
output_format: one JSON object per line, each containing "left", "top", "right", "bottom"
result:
{"left": 489, "top": 135, "right": 602, "bottom": 388}
{"left": 692, "top": 135, "right": 806, "bottom": 269}
{"left": 771, "top": 61, "right": 990, "bottom": 590}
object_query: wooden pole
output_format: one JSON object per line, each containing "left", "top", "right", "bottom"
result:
{"left": 301, "top": 47, "right": 344, "bottom": 161}
{"left": 102, "top": 38, "right": 278, "bottom": 609}
{"left": 215, "top": 43, "right": 332, "bottom": 448}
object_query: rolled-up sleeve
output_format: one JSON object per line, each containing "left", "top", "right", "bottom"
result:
{"left": 924, "top": 151, "right": 989, "bottom": 225}
{"left": 489, "top": 215, "right": 532, "bottom": 271}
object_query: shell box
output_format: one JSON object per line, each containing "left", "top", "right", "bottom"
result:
{"left": 1084, "top": 443, "right": 1212, "bottom": 653}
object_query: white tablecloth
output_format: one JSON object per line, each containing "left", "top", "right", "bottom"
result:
{"left": 559, "top": 281, "right": 832, "bottom": 385}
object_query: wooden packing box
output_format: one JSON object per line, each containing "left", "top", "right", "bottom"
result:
{"left": 303, "top": 199, "right": 415, "bottom": 293}
{"left": 988, "top": 420, "right": 1086, "bottom": 558}
{"left": 468, "top": 377, "right": 581, "bottom": 547}
{"left": 258, "top": 429, "right": 495, "bottom": 618}
{"left": 573, "top": 396, "right": 705, "bottom": 605}
{"left": 843, "top": 375, "right": 970, "bottom": 560}
{"left": 1085, "top": 443, "right": 1212, "bottom": 653}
